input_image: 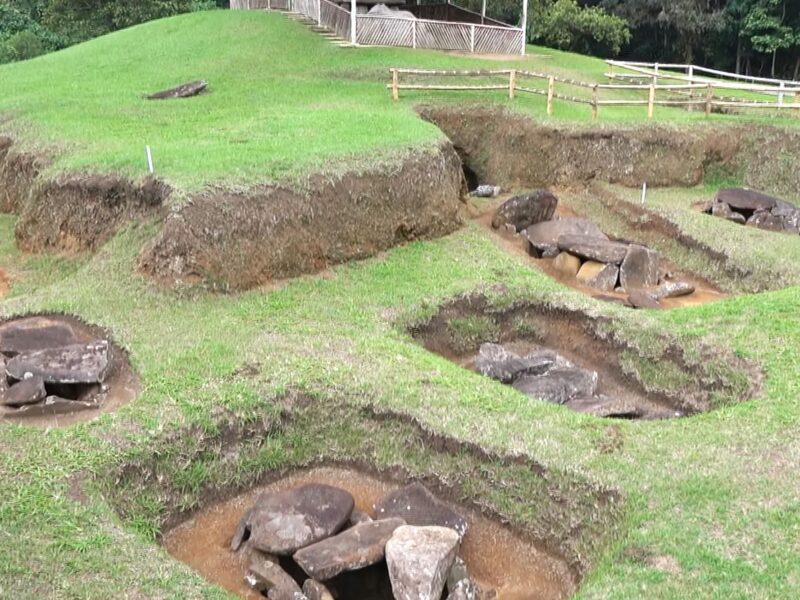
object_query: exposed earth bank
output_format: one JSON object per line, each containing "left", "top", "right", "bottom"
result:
{"left": 140, "top": 143, "right": 467, "bottom": 290}
{"left": 419, "top": 107, "right": 800, "bottom": 198}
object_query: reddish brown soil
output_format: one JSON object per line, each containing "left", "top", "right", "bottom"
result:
{"left": 0, "top": 268, "right": 8, "bottom": 298}
{"left": 140, "top": 142, "right": 467, "bottom": 291}
{"left": 0, "top": 314, "right": 139, "bottom": 427}
{"left": 163, "top": 467, "right": 575, "bottom": 600}
{"left": 472, "top": 194, "right": 726, "bottom": 309}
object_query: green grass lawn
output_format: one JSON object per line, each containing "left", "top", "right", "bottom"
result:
{"left": 1, "top": 9, "right": 798, "bottom": 194}
{"left": 2, "top": 10, "right": 800, "bottom": 600}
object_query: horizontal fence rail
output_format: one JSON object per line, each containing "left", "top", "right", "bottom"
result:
{"left": 388, "top": 68, "right": 800, "bottom": 120}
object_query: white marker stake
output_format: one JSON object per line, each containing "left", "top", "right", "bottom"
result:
{"left": 146, "top": 145, "right": 154, "bottom": 174}
{"left": 641, "top": 182, "right": 647, "bottom": 205}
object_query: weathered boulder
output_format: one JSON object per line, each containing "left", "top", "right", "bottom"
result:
{"left": 747, "top": 210, "right": 785, "bottom": 232}
{"left": 6, "top": 340, "right": 110, "bottom": 384}
{"left": 0, "top": 318, "right": 81, "bottom": 357}
{"left": 710, "top": 202, "right": 746, "bottom": 224}
{"left": 245, "top": 552, "right": 305, "bottom": 598}
{"left": 349, "top": 510, "right": 373, "bottom": 526}
{"left": 652, "top": 281, "right": 695, "bottom": 300}
{"left": 627, "top": 289, "right": 661, "bottom": 309}
{"left": 475, "top": 343, "right": 552, "bottom": 384}
{"left": 302, "top": 580, "right": 334, "bottom": 600}
{"left": 523, "top": 218, "right": 607, "bottom": 257}
{"left": 576, "top": 261, "right": 619, "bottom": 291}
{"left": 147, "top": 80, "right": 207, "bottom": 100}
{"left": 619, "top": 245, "right": 660, "bottom": 291}
{"left": 547, "top": 367, "right": 598, "bottom": 398}
{"left": 0, "top": 376, "right": 46, "bottom": 407}
{"left": 374, "top": 483, "right": 468, "bottom": 538}
{"left": 491, "top": 191, "right": 558, "bottom": 232}
{"left": 557, "top": 235, "right": 629, "bottom": 265}
{"left": 294, "top": 517, "right": 405, "bottom": 580}
{"left": 715, "top": 188, "right": 778, "bottom": 212}
{"left": 237, "top": 484, "right": 355, "bottom": 555}
{"left": 552, "top": 252, "right": 582, "bottom": 277}
{"left": 524, "top": 349, "right": 573, "bottom": 369}
{"left": 512, "top": 375, "right": 569, "bottom": 404}
{"left": 771, "top": 200, "right": 800, "bottom": 232}
{"left": 446, "top": 557, "right": 477, "bottom": 600}
{"left": 565, "top": 395, "right": 639, "bottom": 418}
{"left": 386, "top": 525, "right": 460, "bottom": 600}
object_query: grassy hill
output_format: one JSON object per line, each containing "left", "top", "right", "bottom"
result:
{"left": 1, "top": 9, "right": 795, "bottom": 193}
{"left": 1, "top": 9, "right": 800, "bottom": 600}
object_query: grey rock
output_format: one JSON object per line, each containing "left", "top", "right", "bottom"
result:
{"left": 557, "top": 235, "right": 629, "bottom": 265}
{"left": 512, "top": 375, "right": 569, "bottom": 404}
{"left": 523, "top": 218, "right": 607, "bottom": 257}
{"left": 652, "top": 281, "right": 695, "bottom": 300}
{"left": 770, "top": 200, "right": 800, "bottom": 232}
{"left": 620, "top": 245, "right": 660, "bottom": 291}
{"left": 524, "top": 349, "right": 573, "bottom": 369}
{"left": 386, "top": 525, "right": 460, "bottom": 600}
{"left": 546, "top": 367, "right": 598, "bottom": 399}
{"left": 6, "top": 340, "right": 110, "bottom": 384}
{"left": 491, "top": 190, "right": 558, "bottom": 232}
{"left": 576, "top": 261, "right": 619, "bottom": 291}
{"left": 470, "top": 185, "right": 501, "bottom": 198}
{"left": 715, "top": 188, "right": 778, "bottom": 212}
{"left": 475, "top": 343, "right": 553, "bottom": 384}
{"left": 0, "top": 376, "right": 46, "bottom": 407}
{"left": 294, "top": 517, "right": 405, "bottom": 580}
{"left": 2, "top": 395, "right": 99, "bottom": 417}
{"left": 747, "top": 210, "right": 785, "bottom": 232}
{"left": 0, "top": 317, "right": 81, "bottom": 357}
{"left": 245, "top": 551, "right": 304, "bottom": 598}
{"left": 447, "top": 557, "right": 477, "bottom": 600}
{"left": 147, "top": 80, "right": 207, "bottom": 100}
{"left": 349, "top": 509, "right": 373, "bottom": 526}
{"left": 565, "top": 395, "right": 640, "bottom": 418}
{"left": 238, "top": 484, "right": 355, "bottom": 555}
{"left": 302, "top": 580, "right": 334, "bottom": 600}
{"left": 374, "top": 483, "right": 468, "bottom": 538}
{"left": 627, "top": 289, "right": 661, "bottom": 310}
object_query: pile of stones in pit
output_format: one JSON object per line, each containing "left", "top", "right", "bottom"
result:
{"left": 702, "top": 187, "right": 800, "bottom": 234}
{"left": 490, "top": 191, "right": 695, "bottom": 309}
{"left": 231, "top": 481, "right": 492, "bottom": 600}
{"left": 0, "top": 317, "right": 111, "bottom": 417}
{"left": 476, "top": 343, "right": 638, "bottom": 418}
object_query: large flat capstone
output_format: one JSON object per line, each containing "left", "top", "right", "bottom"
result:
{"left": 715, "top": 188, "right": 778, "bottom": 212}
{"left": 0, "top": 318, "right": 81, "bottom": 356}
{"left": 557, "top": 235, "right": 629, "bottom": 265}
{"left": 374, "top": 483, "right": 468, "bottom": 538}
{"left": 5, "top": 341, "right": 111, "bottom": 384}
{"left": 294, "top": 517, "right": 406, "bottom": 580}
{"left": 523, "top": 218, "right": 607, "bottom": 256}
{"left": 491, "top": 190, "right": 558, "bottom": 232}
{"left": 239, "top": 484, "right": 355, "bottom": 555}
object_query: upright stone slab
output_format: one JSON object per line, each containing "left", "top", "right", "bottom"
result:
{"left": 0, "top": 376, "right": 46, "bottom": 407}
{"left": 552, "top": 252, "right": 581, "bottom": 278}
{"left": 374, "top": 483, "right": 468, "bottom": 538}
{"left": 576, "top": 261, "right": 619, "bottom": 291}
{"left": 620, "top": 245, "right": 660, "bottom": 291}
{"left": 245, "top": 552, "right": 305, "bottom": 599}
{"left": 386, "top": 525, "right": 460, "bottom": 600}
{"left": 239, "top": 484, "right": 355, "bottom": 555}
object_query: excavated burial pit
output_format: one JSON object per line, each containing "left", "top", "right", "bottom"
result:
{"left": 471, "top": 194, "right": 726, "bottom": 310}
{"left": 163, "top": 466, "right": 574, "bottom": 600}
{"left": 408, "top": 295, "right": 755, "bottom": 420}
{"left": 0, "top": 314, "right": 138, "bottom": 426}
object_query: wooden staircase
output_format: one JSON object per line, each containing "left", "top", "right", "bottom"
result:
{"left": 285, "top": 11, "right": 353, "bottom": 47}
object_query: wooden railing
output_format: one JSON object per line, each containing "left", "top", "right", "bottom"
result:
{"left": 407, "top": 4, "right": 509, "bottom": 28}
{"left": 388, "top": 68, "right": 800, "bottom": 119}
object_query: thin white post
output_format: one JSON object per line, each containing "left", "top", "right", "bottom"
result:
{"left": 145, "top": 146, "right": 154, "bottom": 173}
{"left": 481, "top": 0, "right": 486, "bottom": 24}
{"left": 688, "top": 65, "right": 694, "bottom": 80}
{"left": 520, "top": 0, "right": 528, "bottom": 56}
{"left": 470, "top": 24, "right": 475, "bottom": 53}
{"left": 412, "top": 20, "right": 417, "bottom": 49}
{"left": 779, "top": 81, "right": 785, "bottom": 106}
{"left": 317, "top": 0, "right": 321, "bottom": 25}
{"left": 653, "top": 62, "right": 659, "bottom": 86}
{"left": 350, "top": 0, "right": 356, "bottom": 44}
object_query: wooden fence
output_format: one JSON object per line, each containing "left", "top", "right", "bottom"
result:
{"left": 388, "top": 68, "right": 800, "bottom": 119}
{"left": 230, "top": 0, "right": 524, "bottom": 55}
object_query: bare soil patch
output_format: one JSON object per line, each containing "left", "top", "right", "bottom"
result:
{"left": 0, "top": 314, "right": 138, "bottom": 427}
{"left": 0, "top": 267, "right": 8, "bottom": 298}
{"left": 408, "top": 294, "right": 760, "bottom": 419}
{"left": 163, "top": 466, "right": 574, "bottom": 600}
{"left": 140, "top": 142, "right": 467, "bottom": 291}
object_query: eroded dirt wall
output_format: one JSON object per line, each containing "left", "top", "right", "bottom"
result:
{"left": 140, "top": 142, "right": 467, "bottom": 290}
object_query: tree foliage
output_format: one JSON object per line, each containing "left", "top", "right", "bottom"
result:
{"left": 532, "top": 0, "right": 631, "bottom": 56}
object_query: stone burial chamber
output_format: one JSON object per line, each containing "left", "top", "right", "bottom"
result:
{"left": 0, "top": 315, "right": 136, "bottom": 422}
{"left": 701, "top": 187, "right": 800, "bottom": 234}
{"left": 490, "top": 190, "right": 697, "bottom": 309}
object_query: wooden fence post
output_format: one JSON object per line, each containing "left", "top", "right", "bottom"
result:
{"left": 795, "top": 90, "right": 800, "bottom": 116}
{"left": 391, "top": 69, "right": 399, "bottom": 101}
{"left": 608, "top": 62, "right": 614, "bottom": 84}
{"left": 705, "top": 83, "right": 713, "bottom": 116}
{"left": 547, "top": 76, "right": 554, "bottom": 115}
{"left": 647, "top": 84, "right": 655, "bottom": 119}
{"left": 592, "top": 85, "right": 598, "bottom": 120}
{"left": 509, "top": 70, "right": 516, "bottom": 99}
